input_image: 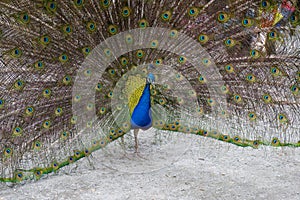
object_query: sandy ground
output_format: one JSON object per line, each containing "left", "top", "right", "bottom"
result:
{"left": 0, "top": 129, "right": 299, "bottom": 200}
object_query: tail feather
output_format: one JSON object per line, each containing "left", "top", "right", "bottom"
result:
{"left": 0, "top": 0, "right": 300, "bottom": 184}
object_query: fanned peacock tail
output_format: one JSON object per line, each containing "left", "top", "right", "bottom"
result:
{"left": 0, "top": 0, "right": 299, "bottom": 184}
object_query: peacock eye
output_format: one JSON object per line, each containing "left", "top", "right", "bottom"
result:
{"left": 50, "top": 3, "right": 55, "bottom": 9}
{"left": 74, "top": 0, "right": 83, "bottom": 6}
{"left": 217, "top": 12, "right": 229, "bottom": 23}
{"left": 103, "top": 0, "right": 110, "bottom": 6}
{"left": 290, "top": 15, "right": 296, "bottom": 22}
{"left": 108, "top": 25, "right": 118, "bottom": 35}
{"left": 122, "top": 7, "right": 130, "bottom": 17}
{"left": 46, "top": 1, "right": 57, "bottom": 13}
{"left": 161, "top": 11, "right": 171, "bottom": 21}
{"left": 188, "top": 7, "right": 199, "bottom": 17}
{"left": 219, "top": 14, "right": 224, "bottom": 20}
{"left": 242, "top": 18, "right": 253, "bottom": 27}
{"left": 19, "top": 12, "right": 30, "bottom": 24}
{"left": 261, "top": 0, "right": 270, "bottom": 9}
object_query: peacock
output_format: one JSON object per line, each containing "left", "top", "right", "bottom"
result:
{"left": 0, "top": 0, "right": 299, "bottom": 184}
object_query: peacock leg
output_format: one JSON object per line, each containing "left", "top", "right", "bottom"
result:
{"left": 134, "top": 129, "right": 139, "bottom": 154}
{"left": 133, "top": 129, "right": 147, "bottom": 159}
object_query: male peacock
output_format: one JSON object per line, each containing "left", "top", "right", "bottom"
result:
{"left": 0, "top": 0, "right": 299, "bottom": 184}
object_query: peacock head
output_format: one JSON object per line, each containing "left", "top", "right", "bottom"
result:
{"left": 147, "top": 73, "right": 155, "bottom": 84}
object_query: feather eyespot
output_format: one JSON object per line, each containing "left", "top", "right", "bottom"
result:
{"left": 290, "top": 85, "right": 299, "bottom": 95}
{"left": 246, "top": 74, "right": 256, "bottom": 83}
{"left": 13, "top": 127, "right": 23, "bottom": 137}
{"left": 4, "top": 148, "right": 13, "bottom": 157}
{"left": 43, "top": 88, "right": 51, "bottom": 98}
{"left": 14, "top": 79, "right": 25, "bottom": 90}
{"left": 62, "top": 24, "right": 72, "bottom": 35}
{"left": 278, "top": 113, "right": 288, "bottom": 123}
{"left": 233, "top": 94, "right": 242, "bottom": 103}
{"left": 120, "top": 57, "right": 128, "bottom": 66}
{"left": 169, "top": 29, "right": 178, "bottom": 38}
{"left": 248, "top": 112, "right": 257, "bottom": 121}
{"left": 82, "top": 47, "right": 91, "bottom": 56}
{"left": 207, "top": 98, "right": 215, "bottom": 106}
{"left": 150, "top": 40, "right": 158, "bottom": 48}
{"left": 61, "top": 131, "right": 70, "bottom": 140}
{"left": 108, "top": 25, "right": 118, "bottom": 35}
{"left": 59, "top": 53, "right": 69, "bottom": 63}
{"left": 250, "top": 49, "right": 260, "bottom": 58}
{"left": 122, "top": 7, "right": 131, "bottom": 17}
{"left": 55, "top": 107, "right": 63, "bottom": 116}
{"left": 220, "top": 85, "right": 229, "bottom": 94}
{"left": 100, "top": 0, "right": 111, "bottom": 8}
{"left": 74, "top": 0, "right": 84, "bottom": 7}
{"left": 125, "top": 34, "right": 133, "bottom": 44}
{"left": 289, "top": 14, "right": 298, "bottom": 25}
{"left": 99, "top": 107, "right": 106, "bottom": 114}
{"left": 268, "top": 31, "right": 277, "bottom": 40}
{"left": 95, "top": 83, "right": 102, "bottom": 91}
{"left": 188, "top": 7, "right": 199, "bottom": 17}
{"left": 138, "top": 19, "right": 149, "bottom": 28}
{"left": 271, "top": 138, "right": 280, "bottom": 146}
{"left": 63, "top": 75, "right": 72, "bottom": 85}
{"left": 86, "top": 22, "right": 97, "bottom": 33}
{"left": 154, "top": 58, "right": 163, "bottom": 66}
{"left": 136, "top": 50, "right": 144, "bottom": 59}
{"left": 225, "top": 38, "right": 235, "bottom": 47}
{"left": 198, "top": 75, "right": 206, "bottom": 84}
{"left": 43, "top": 120, "right": 51, "bottom": 129}
{"left": 242, "top": 18, "right": 253, "bottom": 27}
{"left": 71, "top": 116, "right": 77, "bottom": 124}
{"left": 33, "top": 141, "right": 42, "bottom": 150}
{"left": 10, "top": 48, "right": 22, "bottom": 58}
{"left": 198, "top": 34, "right": 209, "bottom": 44}
{"left": 18, "top": 12, "right": 30, "bottom": 24}
{"left": 161, "top": 11, "right": 172, "bottom": 21}
{"left": 25, "top": 106, "right": 34, "bottom": 116}
{"left": 270, "top": 66, "right": 281, "bottom": 76}
{"left": 225, "top": 64, "right": 234, "bottom": 73}
{"left": 202, "top": 58, "right": 211, "bottom": 66}
{"left": 34, "top": 61, "right": 44, "bottom": 70}
{"left": 178, "top": 56, "right": 186, "bottom": 64}
{"left": 46, "top": 1, "right": 57, "bottom": 13}
{"left": 217, "top": 12, "right": 229, "bottom": 23}
{"left": 15, "top": 172, "right": 24, "bottom": 181}
{"left": 260, "top": 0, "right": 270, "bottom": 9}
{"left": 262, "top": 94, "right": 272, "bottom": 103}
{"left": 107, "top": 91, "right": 113, "bottom": 98}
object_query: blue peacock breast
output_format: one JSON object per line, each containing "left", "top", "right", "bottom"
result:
{"left": 130, "top": 83, "right": 152, "bottom": 130}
